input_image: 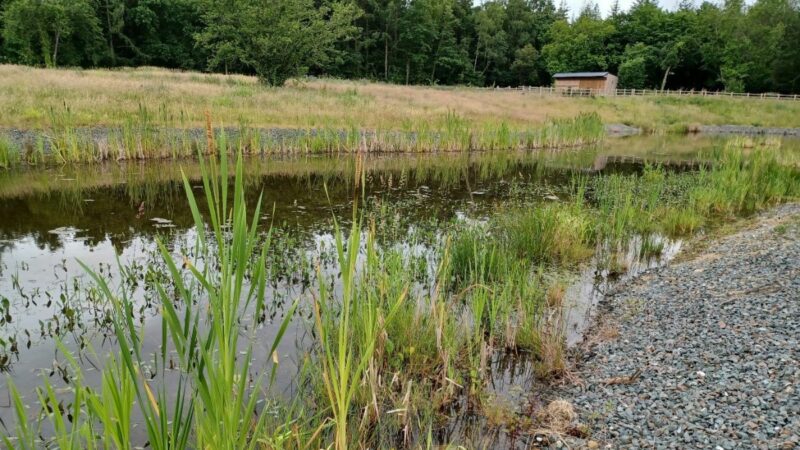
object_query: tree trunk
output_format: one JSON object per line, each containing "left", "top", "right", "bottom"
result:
{"left": 384, "top": 34, "right": 389, "bottom": 80}
{"left": 52, "top": 31, "right": 60, "bottom": 67}
{"left": 105, "top": 0, "right": 116, "bottom": 65}
{"left": 473, "top": 40, "right": 480, "bottom": 71}
{"left": 430, "top": 40, "right": 441, "bottom": 82}
{"left": 406, "top": 59, "right": 410, "bottom": 85}
{"left": 660, "top": 65, "right": 671, "bottom": 92}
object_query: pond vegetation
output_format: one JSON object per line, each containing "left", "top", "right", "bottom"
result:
{"left": 0, "top": 132, "right": 798, "bottom": 448}
{"left": 1, "top": 107, "right": 606, "bottom": 167}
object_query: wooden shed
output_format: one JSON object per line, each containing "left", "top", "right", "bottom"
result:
{"left": 553, "top": 72, "right": 618, "bottom": 94}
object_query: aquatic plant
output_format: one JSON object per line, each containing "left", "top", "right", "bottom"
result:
{"left": 2, "top": 148, "right": 295, "bottom": 448}
{"left": 0, "top": 137, "right": 19, "bottom": 169}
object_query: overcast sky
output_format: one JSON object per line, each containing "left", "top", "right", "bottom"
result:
{"left": 562, "top": 0, "right": 685, "bottom": 18}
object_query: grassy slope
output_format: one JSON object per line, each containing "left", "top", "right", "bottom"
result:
{"left": 2, "top": 64, "right": 800, "bottom": 132}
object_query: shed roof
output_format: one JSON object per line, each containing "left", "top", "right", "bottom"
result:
{"left": 553, "top": 72, "right": 610, "bottom": 79}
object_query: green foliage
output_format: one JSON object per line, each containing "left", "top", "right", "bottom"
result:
{"left": 542, "top": 16, "right": 615, "bottom": 74}
{"left": 510, "top": 44, "right": 540, "bottom": 85}
{"left": 197, "top": 0, "right": 361, "bottom": 85}
{"left": 1, "top": 0, "right": 800, "bottom": 90}
{"left": 1, "top": 150, "right": 298, "bottom": 449}
{"left": 1, "top": 0, "right": 103, "bottom": 66}
{"left": 618, "top": 56, "right": 647, "bottom": 89}
{"left": 498, "top": 203, "right": 593, "bottom": 266}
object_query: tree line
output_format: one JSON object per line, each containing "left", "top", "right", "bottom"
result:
{"left": 1, "top": 0, "right": 799, "bottom": 93}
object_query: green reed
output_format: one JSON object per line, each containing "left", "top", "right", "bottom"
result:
{"left": 0, "top": 137, "right": 19, "bottom": 169}
{"left": 0, "top": 110, "right": 607, "bottom": 168}
{"left": 2, "top": 148, "right": 295, "bottom": 448}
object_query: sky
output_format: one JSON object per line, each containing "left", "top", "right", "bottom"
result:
{"left": 562, "top": 0, "right": 684, "bottom": 18}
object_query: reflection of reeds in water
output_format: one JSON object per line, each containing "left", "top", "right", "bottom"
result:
{"left": 0, "top": 146, "right": 595, "bottom": 200}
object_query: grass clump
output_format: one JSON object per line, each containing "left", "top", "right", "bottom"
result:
{"left": 498, "top": 203, "right": 594, "bottom": 266}
{"left": 0, "top": 137, "right": 19, "bottom": 169}
{"left": 0, "top": 110, "right": 605, "bottom": 168}
{"left": 660, "top": 207, "right": 705, "bottom": 236}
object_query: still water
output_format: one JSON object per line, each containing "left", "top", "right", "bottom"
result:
{"left": 0, "top": 135, "right": 732, "bottom": 444}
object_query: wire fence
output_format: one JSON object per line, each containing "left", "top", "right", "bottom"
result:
{"left": 486, "top": 86, "right": 800, "bottom": 101}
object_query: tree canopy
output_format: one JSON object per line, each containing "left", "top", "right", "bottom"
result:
{"left": 1, "top": 0, "right": 798, "bottom": 92}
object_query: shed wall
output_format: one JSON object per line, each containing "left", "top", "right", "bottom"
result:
{"left": 554, "top": 75, "right": 617, "bottom": 93}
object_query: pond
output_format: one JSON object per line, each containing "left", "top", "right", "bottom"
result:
{"left": 0, "top": 135, "right": 791, "bottom": 447}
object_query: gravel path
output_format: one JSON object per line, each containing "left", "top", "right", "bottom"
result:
{"left": 558, "top": 204, "right": 800, "bottom": 449}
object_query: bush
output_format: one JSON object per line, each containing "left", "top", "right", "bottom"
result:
{"left": 618, "top": 57, "right": 647, "bottom": 89}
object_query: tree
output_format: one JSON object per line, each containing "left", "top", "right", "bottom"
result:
{"left": 2, "top": 0, "right": 103, "bottom": 67}
{"left": 123, "top": 0, "right": 206, "bottom": 70}
{"left": 541, "top": 15, "right": 615, "bottom": 74}
{"left": 618, "top": 56, "right": 647, "bottom": 88}
{"left": 197, "top": 0, "right": 362, "bottom": 85}
{"left": 473, "top": 1, "right": 507, "bottom": 79}
{"left": 510, "top": 44, "right": 539, "bottom": 85}
{"left": 0, "top": 0, "right": 798, "bottom": 93}
{"left": 100, "top": 0, "right": 124, "bottom": 65}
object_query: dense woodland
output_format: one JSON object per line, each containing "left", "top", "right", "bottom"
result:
{"left": 0, "top": 0, "right": 799, "bottom": 93}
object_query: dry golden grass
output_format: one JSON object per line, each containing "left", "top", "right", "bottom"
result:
{"left": 2, "top": 64, "right": 800, "bottom": 131}
{"left": 536, "top": 399, "right": 577, "bottom": 432}
{"left": 545, "top": 283, "right": 566, "bottom": 308}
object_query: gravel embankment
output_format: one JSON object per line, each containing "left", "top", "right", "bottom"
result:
{"left": 4, "top": 125, "right": 800, "bottom": 154}
{"left": 697, "top": 125, "right": 800, "bottom": 137}
{"left": 557, "top": 204, "right": 800, "bottom": 449}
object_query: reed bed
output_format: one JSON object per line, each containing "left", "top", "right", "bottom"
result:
{"left": 0, "top": 106, "right": 605, "bottom": 168}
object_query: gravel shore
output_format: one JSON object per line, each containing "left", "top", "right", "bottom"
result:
{"left": 557, "top": 204, "right": 800, "bottom": 449}
{"left": 2, "top": 124, "right": 799, "bottom": 155}
{"left": 697, "top": 125, "right": 800, "bottom": 137}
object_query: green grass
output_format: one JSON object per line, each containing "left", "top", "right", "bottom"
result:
{"left": 4, "top": 65, "right": 800, "bottom": 132}
{"left": 0, "top": 108, "right": 606, "bottom": 168}
{"left": 0, "top": 137, "right": 19, "bottom": 169}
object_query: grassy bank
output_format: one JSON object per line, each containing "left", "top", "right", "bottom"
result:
{"left": 0, "top": 110, "right": 605, "bottom": 167}
{"left": 2, "top": 138, "right": 799, "bottom": 448}
{"left": 1, "top": 65, "right": 800, "bottom": 148}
